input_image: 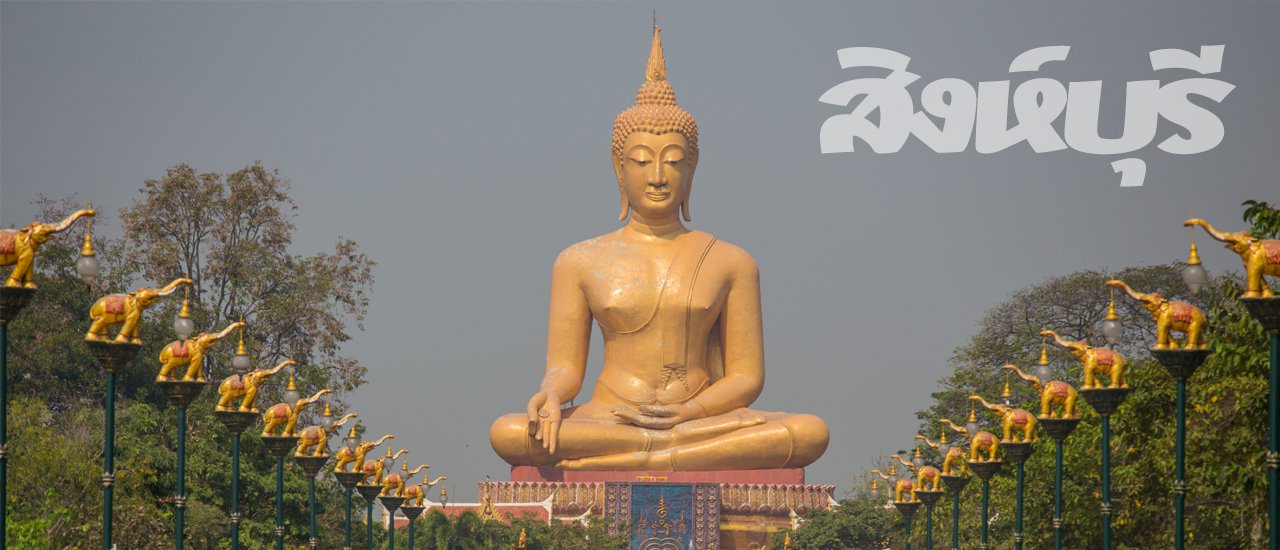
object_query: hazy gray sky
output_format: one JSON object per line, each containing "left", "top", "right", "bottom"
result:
{"left": 3, "top": 0, "right": 1277, "bottom": 505}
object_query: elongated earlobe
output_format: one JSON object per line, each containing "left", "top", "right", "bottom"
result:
{"left": 680, "top": 199, "right": 691, "bottom": 222}
{"left": 618, "top": 187, "right": 631, "bottom": 222}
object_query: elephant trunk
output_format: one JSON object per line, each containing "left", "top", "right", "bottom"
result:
{"left": 1002, "top": 364, "right": 1041, "bottom": 388}
{"left": 297, "top": 389, "right": 332, "bottom": 409}
{"left": 372, "top": 434, "right": 395, "bottom": 447}
{"left": 915, "top": 434, "right": 939, "bottom": 449}
{"left": 1040, "top": 329, "right": 1078, "bottom": 351}
{"left": 53, "top": 209, "right": 96, "bottom": 233}
{"left": 213, "top": 321, "right": 246, "bottom": 341}
{"left": 331, "top": 413, "right": 358, "bottom": 432}
{"left": 1106, "top": 279, "right": 1150, "bottom": 303}
{"left": 970, "top": 395, "right": 998, "bottom": 411}
{"left": 264, "top": 360, "right": 295, "bottom": 377}
{"left": 392, "top": 449, "right": 410, "bottom": 461}
{"left": 409, "top": 464, "right": 430, "bottom": 477}
{"left": 1185, "top": 218, "right": 1237, "bottom": 243}
{"left": 938, "top": 418, "right": 967, "bottom": 436}
{"left": 158, "top": 278, "right": 195, "bottom": 297}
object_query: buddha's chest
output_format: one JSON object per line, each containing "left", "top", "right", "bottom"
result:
{"left": 583, "top": 246, "right": 728, "bottom": 333}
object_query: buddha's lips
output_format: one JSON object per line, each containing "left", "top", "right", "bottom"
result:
{"left": 645, "top": 192, "right": 671, "bottom": 201}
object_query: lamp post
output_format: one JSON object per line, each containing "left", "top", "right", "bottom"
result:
{"left": 964, "top": 429, "right": 1002, "bottom": 550}
{"left": 1, "top": 206, "right": 97, "bottom": 550}
{"left": 379, "top": 465, "right": 410, "bottom": 550}
{"left": 1044, "top": 328, "right": 1129, "bottom": 550}
{"left": 262, "top": 433, "right": 299, "bottom": 550}
{"left": 154, "top": 294, "right": 205, "bottom": 550}
{"left": 294, "top": 402, "right": 344, "bottom": 550}
{"left": 974, "top": 390, "right": 1037, "bottom": 550}
{"left": 1039, "top": 414, "right": 1081, "bottom": 550}
{"left": 874, "top": 463, "right": 919, "bottom": 550}
{"left": 335, "top": 430, "right": 393, "bottom": 550}
{"left": 1184, "top": 215, "right": 1279, "bottom": 550}
{"left": 904, "top": 444, "right": 945, "bottom": 550}
{"left": 262, "top": 377, "right": 328, "bottom": 550}
{"left": 1110, "top": 277, "right": 1211, "bottom": 550}
{"left": 934, "top": 419, "right": 970, "bottom": 550}
{"left": 215, "top": 349, "right": 285, "bottom": 550}
{"left": 332, "top": 426, "right": 368, "bottom": 550}
{"left": 85, "top": 276, "right": 191, "bottom": 550}
{"left": 357, "top": 480, "right": 383, "bottom": 550}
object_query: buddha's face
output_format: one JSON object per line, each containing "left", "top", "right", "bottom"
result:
{"left": 614, "top": 131, "right": 697, "bottom": 222}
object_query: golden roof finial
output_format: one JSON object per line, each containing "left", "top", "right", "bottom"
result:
{"left": 323, "top": 402, "right": 333, "bottom": 417}
{"left": 1187, "top": 209, "right": 1202, "bottom": 265}
{"left": 646, "top": 23, "right": 667, "bottom": 82}
{"left": 236, "top": 317, "right": 248, "bottom": 355}
{"left": 179, "top": 286, "right": 192, "bottom": 319}
{"left": 938, "top": 429, "right": 948, "bottom": 444}
{"left": 1038, "top": 330, "right": 1050, "bottom": 366}
{"left": 347, "top": 424, "right": 358, "bottom": 439}
{"left": 913, "top": 446, "right": 922, "bottom": 459}
{"left": 968, "top": 401, "right": 978, "bottom": 423}
{"left": 1001, "top": 372, "right": 1012, "bottom": 400}
{"left": 80, "top": 200, "right": 96, "bottom": 257}
{"left": 401, "top": 462, "right": 408, "bottom": 473}
{"left": 287, "top": 373, "right": 298, "bottom": 392}
{"left": 1106, "top": 287, "right": 1118, "bottom": 321}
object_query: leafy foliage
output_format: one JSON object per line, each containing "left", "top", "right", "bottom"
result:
{"left": 784, "top": 200, "right": 1277, "bottom": 549}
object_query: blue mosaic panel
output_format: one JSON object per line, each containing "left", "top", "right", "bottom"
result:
{"left": 604, "top": 482, "right": 720, "bottom": 550}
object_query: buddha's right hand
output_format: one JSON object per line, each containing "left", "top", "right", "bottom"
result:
{"left": 526, "top": 390, "right": 562, "bottom": 454}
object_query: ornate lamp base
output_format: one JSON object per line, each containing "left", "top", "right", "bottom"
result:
{"left": 1039, "top": 417, "right": 1082, "bottom": 442}
{"left": 1081, "top": 387, "right": 1132, "bottom": 416}
{"left": 893, "top": 500, "right": 922, "bottom": 519}
{"left": 261, "top": 436, "right": 300, "bottom": 459}
{"left": 939, "top": 474, "right": 970, "bottom": 493}
{"left": 1242, "top": 297, "right": 1280, "bottom": 333}
{"left": 400, "top": 505, "right": 426, "bottom": 521}
{"left": 334, "top": 471, "right": 367, "bottom": 491}
{"left": 379, "top": 494, "right": 406, "bottom": 514}
{"left": 85, "top": 340, "right": 142, "bottom": 372}
{"left": 0, "top": 286, "right": 36, "bottom": 324}
{"left": 294, "top": 454, "right": 330, "bottom": 478}
{"left": 355, "top": 483, "right": 383, "bottom": 503}
{"left": 967, "top": 460, "right": 1004, "bottom": 481}
{"left": 914, "top": 489, "right": 945, "bottom": 507}
{"left": 1000, "top": 441, "right": 1036, "bottom": 465}
{"left": 157, "top": 380, "right": 207, "bottom": 409}
{"left": 1152, "top": 349, "right": 1211, "bottom": 381}
{"left": 214, "top": 410, "right": 258, "bottom": 434}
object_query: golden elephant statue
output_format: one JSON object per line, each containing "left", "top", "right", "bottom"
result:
{"left": 916, "top": 433, "right": 967, "bottom": 477}
{"left": 1186, "top": 217, "right": 1280, "bottom": 298}
{"left": 157, "top": 322, "right": 244, "bottom": 382}
{"left": 971, "top": 396, "right": 1037, "bottom": 442}
{"left": 968, "top": 430, "right": 999, "bottom": 462}
{"left": 1, "top": 209, "right": 94, "bottom": 288}
{"left": 888, "top": 454, "right": 941, "bottom": 492}
{"left": 261, "top": 389, "right": 330, "bottom": 437}
{"left": 1107, "top": 280, "right": 1207, "bottom": 349}
{"left": 361, "top": 449, "right": 409, "bottom": 485}
{"left": 382, "top": 463, "right": 429, "bottom": 496}
{"left": 402, "top": 475, "right": 447, "bottom": 505}
{"left": 86, "top": 278, "right": 193, "bottom": 344}
{"left": 1004, "top": 364, "right": 1079, "bottom": 419}
{"left": 333, "top": 434, "right": 393, "bottom": 473}
{"left": 295, "top": 412, "right": 357, "bottom": 457}
{"left": 1042, "top": 330, "right": 1128, "bottom": 389}
{"left": 217, "top": 359, "right": 292, "bottom": 412}
{"left": 872, "top": 468, "right": 915, "bottom": 503}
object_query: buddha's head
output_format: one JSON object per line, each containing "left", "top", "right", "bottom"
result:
{"left": 612, "top": 25, "right": 699, "bottom": 223}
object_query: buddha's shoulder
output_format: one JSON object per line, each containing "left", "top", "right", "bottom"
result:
{"left": 551, "top": 230, "right": 628, "bottom": 270}
{"left": 705, "top": 237, "right": 759, "bottom": 277}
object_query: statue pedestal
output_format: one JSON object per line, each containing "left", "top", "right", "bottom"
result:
{"left": 481, "top": 468, "right": 833, "bottom": 549}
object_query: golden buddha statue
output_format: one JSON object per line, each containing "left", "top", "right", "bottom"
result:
{"left": 489, "top": 26, "right": 829, "bottom": 471}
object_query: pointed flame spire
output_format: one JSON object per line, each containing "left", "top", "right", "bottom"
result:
{"left": 179, "top": 287, "right": 192, "bottom": 319}
{"left": 1106, "top": 287, "right": 1118, "bottom": 321}
{"left": 646, "top": 24, "right": 667, "bottom": 82}
{"left": 1039, "top": 331, "right": 1050, "bottom": 366}
{"left": 1187, "top": 209, "right": 1202, "bottom": 265}
{"left": 81, "top": 200, "right": 96, "bottom": 257}
{"left": 236, "top": 318, "right": 248, "bottom": 355}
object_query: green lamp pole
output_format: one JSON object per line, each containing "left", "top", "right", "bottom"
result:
{"left": 295, "top": 454, "right": 330, "bottom": 549}
{"left": 894, "top": 501, "right": 921, "bottom": 550}
{"left": 334, "top": 470, "right": 366, "bottom": 550}
{"left": 1040, "top": 416, "right": 1081, "bottom": 550}
{"left": 401, "top": 503, "right": 426, "bottom": 550}
{"left": 86, "top": 340, "right": 141, "bottom": 550}
{"left": 1081, "top": 384, "right": 1130, "bottom": 550}
{"left": 940, "top": 472, "right": 969, "bottom": 550}
{"left": 0, "top": 286, "right": 37, "bottom": 550}
{"left": 1242, "top": 298, "right": 1280, "bottom": 550}
{"left": 262, "top": 435, "right": 299, "bottom": 550}
{"left": 914, "top": 489, "right": 944, "bottom": 550}
{"left": 1001, "top": 439, "right": 1036, "bottom": 550}
{"left": 966, "top": 458, "right": 1002, "bottom": 550}
{"left": 1153, "top": 348, "right": 1210, "bottom": 550}
{"left": 357, "top": 482, "right": 383, "bottom": 550}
